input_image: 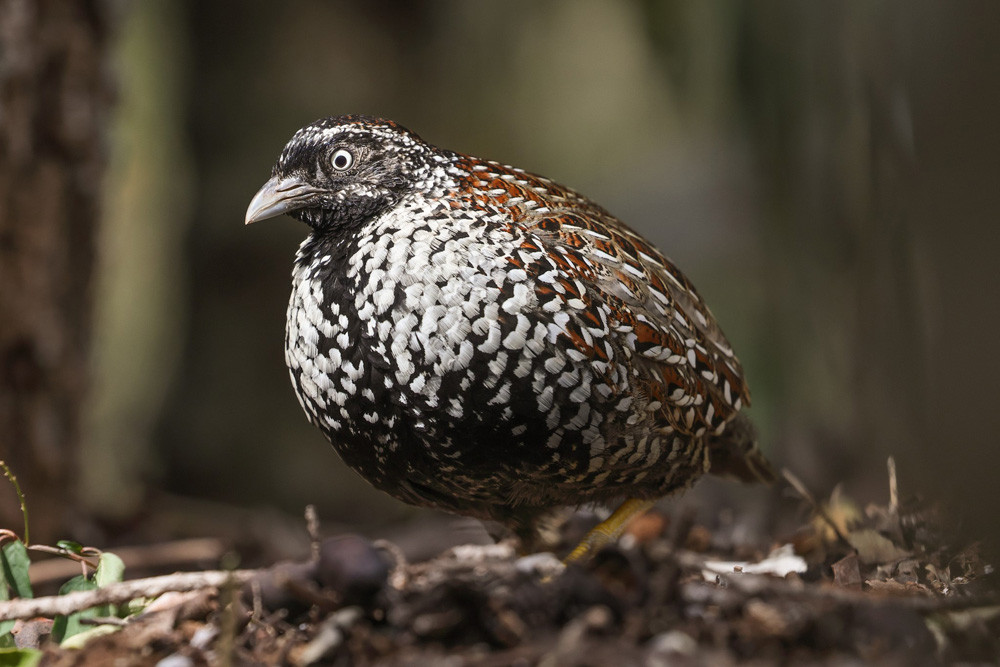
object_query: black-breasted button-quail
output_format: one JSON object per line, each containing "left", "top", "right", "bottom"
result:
{"left": 246, "top": 115, "right": 774, "bottom": 559}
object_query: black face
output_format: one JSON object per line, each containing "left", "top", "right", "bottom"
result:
{"left": 246, "top": 115, "right": 433, "bottom": 232}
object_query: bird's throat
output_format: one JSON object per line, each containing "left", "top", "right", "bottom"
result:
{"left": 293, "top": 193, "right": 395, "bottom": 235}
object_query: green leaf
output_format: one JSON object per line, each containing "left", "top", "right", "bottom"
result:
{"left": 0, "top": 648, "right": 42, "bottom": 667}
{"left": 0, "top": 557, "right": 8, "bottom": 603}
{"left": 58, "top": 624, "right": 119, "bottom": 650}
{"left": 55, "top": 541, "right": 83, "bottom": 555}
{"left": 0, "top": 542, "right": 31, "bottom": 650}
{"left": 1, "top": 542, "right": 32, "bottom": 599}
{"left": 51, "top": 575, "right": 99, "bottom": 644}
{"left": 94, "top": 553, "right": 124, "bottom": 588}
{"left": 0, "top": 618, "right": 13, "bottom": 650}
{"left": 122, "top": 597, "right": 150, "bottom": 617}
{"left": 92, "top": 552, "right": 125, "bottom": 617}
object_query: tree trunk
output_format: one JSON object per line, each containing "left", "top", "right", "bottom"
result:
{"left": 0, "top": 0, "right": 113, "bottom": 542}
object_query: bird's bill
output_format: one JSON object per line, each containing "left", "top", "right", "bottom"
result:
{"left": 245, "top": 176, "right": 322, "bottom": 225}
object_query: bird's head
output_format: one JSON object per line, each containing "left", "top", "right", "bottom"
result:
{"left": 245, "top": 115, "right": 433, "bottom": 231}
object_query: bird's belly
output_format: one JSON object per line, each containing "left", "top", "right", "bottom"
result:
{"left": 283, "top": 216, "right": 709, "bottom": 514}
{"left": 286, "top": 278, "right": 705, "bottom": 514}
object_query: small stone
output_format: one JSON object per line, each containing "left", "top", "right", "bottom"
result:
{"left": 250, "top": 559, "right": 319, "bottom": 613}
{"left": 317, "top": 534, "right": 390, "bottom": 607}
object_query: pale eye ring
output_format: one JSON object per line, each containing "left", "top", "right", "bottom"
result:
{"left": 331, "top": 148, "right": 354, "bottom": 171}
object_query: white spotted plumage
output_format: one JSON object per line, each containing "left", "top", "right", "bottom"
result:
{"left": 249, "top": 115, "right": 771, "bottom": 539}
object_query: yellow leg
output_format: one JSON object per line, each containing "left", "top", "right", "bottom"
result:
{"left": 563, "top": 498, "right": 657, "bottom": 563}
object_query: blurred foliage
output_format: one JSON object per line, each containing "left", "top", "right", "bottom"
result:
{"left": 81, "top": 1, "right": 1000, "bottom": 552}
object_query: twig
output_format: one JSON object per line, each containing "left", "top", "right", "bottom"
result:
{"left": 680, "top": 563, "right": 1000, "bottom": 614}
{"left": 305, "top": 505, "right": 320, "bottom": 562}
{"left": 250, "top": 578, "right": 263, "bottom": 622}
{"left": 81, "top": 616, "right": 129, "bottom": 627}
{"left": 0, "top": 569, "right": 258, "bottom": 622}
{"left": 373, "top": 539, "right": 409, "bottom": 590}
{"left": 27, "top": 544, "right": 99, "bottom": 573}
{"left": 887, "top": 456, "right": 898, "bottom": 513}
{"left": 0, "top": 460, "right": 29, "bottom": 545}
{"left": 782, "top": 468, "right": 854, "bottom": 550}
{"left": 217, "top": 571, "right": 241, "bottom": 667}
{"left": 28, "top": 538, "right": 226, "bottom": 588}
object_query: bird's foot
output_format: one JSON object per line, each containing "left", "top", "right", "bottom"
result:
{"left": 563, "top": 498, "right": 657, "bottom": 563}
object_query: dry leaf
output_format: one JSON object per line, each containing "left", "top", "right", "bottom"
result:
{"left": 831, "top": 553, "right": 862, "bottom": 589}
{"left": 847, "top": 529, "right": 909, "bottom": 565}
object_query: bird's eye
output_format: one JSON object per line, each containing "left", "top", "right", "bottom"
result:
{"left": 331, "top": 148, "right": 354, "bottom": 171}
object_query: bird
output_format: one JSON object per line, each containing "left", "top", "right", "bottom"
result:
{"left": 245, "top": 115, "right": 774, "bottom": 560}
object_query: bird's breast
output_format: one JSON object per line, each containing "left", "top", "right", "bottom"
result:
{"left": 283, "top": 201, "right": 557, "bottom": 475}
{"left": 283, "top": 198, "right": 696, "bottom": 496}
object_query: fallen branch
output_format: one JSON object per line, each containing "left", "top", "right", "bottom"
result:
{"left": 0, "top": 569, "right": 258, "bottom": 622}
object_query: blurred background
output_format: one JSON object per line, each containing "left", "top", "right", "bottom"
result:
{"left": 1, "top": 1, "right": 998, "bottom": 562}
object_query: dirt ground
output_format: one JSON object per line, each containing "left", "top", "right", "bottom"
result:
{"left": 9, "top": 466, "right": 1000, "bottom": 666}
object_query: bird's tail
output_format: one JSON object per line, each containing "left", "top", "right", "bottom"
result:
{"left": 706, "top": 413, "right": 777, "bottom": 485}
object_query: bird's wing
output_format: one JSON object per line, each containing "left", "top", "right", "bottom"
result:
{"left": 529, "top": 207, "right": 747, "bottom": 436}
{"left": 494, "top": 165, "right": 749, "bottom": 437}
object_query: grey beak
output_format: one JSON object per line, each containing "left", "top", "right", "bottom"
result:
{"left": 245, "top": 176, "right": 322, "bottom": 225}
